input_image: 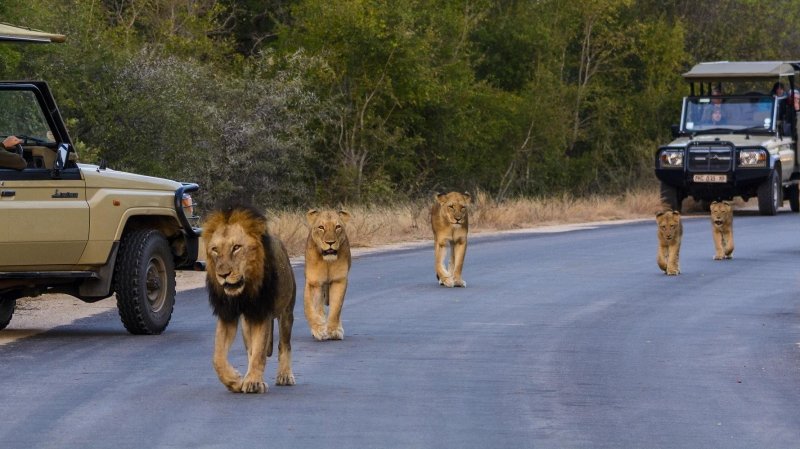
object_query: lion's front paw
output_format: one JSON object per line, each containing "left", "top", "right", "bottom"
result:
{"left": 276, "top": 372, "right": 296, "bottom": 386}
{"left": 241, "top": 378, "right": 268, "bottom": 394}
{"left": 453, "top": 278, "right": 466, "bottom": 288}
{"left": 724, "top": 255, "right": 733, "bottom": 260}
{"left": 310, "top": 327, "right": 328, "bottom": 341}
{"left": 327, "top": 326, "right": 344, "bottom": 340}
{"left": 713, "top": 255, "right": 724, "bottom": 260}
{"left": 666, "top": 269, "right": 680, "bottom": 275}
{"left": 440, "top": 277, "right": 455, "bottom": 287}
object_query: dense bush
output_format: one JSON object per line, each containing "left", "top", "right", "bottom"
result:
{"left": 1, "top": 0, "right": 796, "bottom": 209}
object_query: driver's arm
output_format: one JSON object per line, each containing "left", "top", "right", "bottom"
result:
{"left": 1, "top": 135, "right": 21, "bottom": 151}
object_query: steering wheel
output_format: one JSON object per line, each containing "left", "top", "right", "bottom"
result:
{"left": 14, "top": 143, "right": 23, "bottom": 157}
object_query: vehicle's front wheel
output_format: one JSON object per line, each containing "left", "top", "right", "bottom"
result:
{"left": 114, "top": 229, "right": 176, "bottom": 335}
{"left": 0, "top": 297, "right": 15, "bottom": 331}
{"left": 757, "top": 169, "right": 781, "bottom": 216}
{"left": 786, "top": 183, "right": 800, "bottom": 212}
{"left": 659, "top": 182, "right": 682, "bottom": 212}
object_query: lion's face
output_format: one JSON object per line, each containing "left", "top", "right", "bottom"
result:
{"left": 709, "top": 201, "right": 732, "bottom": 228}
{"left": 307, "top": 209, "right": 350, "bottom": 262}
{"left": 202, "top": 208, "right": 267, "bottom": 298}
{"left": 436, "top": 192, "right": 471, "bottom": 228}
{"left": 656, "top": 210, "right": 681, "bottom": 242}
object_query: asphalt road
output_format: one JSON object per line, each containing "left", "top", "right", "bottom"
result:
{"left": 1, "top": 212, "right": 800, "bottom": 449}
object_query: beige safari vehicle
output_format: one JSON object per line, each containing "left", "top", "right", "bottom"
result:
{"left": 0, "top": 24, "right": 200, "bottom": 334}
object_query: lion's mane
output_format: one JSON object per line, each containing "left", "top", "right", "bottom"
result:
{"left": 203, "top": 204, "right": 281, "bottom": 323}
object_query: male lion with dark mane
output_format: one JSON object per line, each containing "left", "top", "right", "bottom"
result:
{"left": 431, "top": 191, "right": 470, "bottom": 287}
{"left": 203, "top": 204, "right": 296, "bottom": 393}
{"left": 304, "top": 209, "right": 352, "bottom": 341}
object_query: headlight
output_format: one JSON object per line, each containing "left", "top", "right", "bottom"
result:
{"left": 738, "top": 149, "right": 767, "bottom": 167}
{"left": 659, "top": 150, "right": 684, "bottom": 168}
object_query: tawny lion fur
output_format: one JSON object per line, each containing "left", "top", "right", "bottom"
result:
{"left": 203, "top": 205, "right": 296, "bottom": 393}
{"left": 656, "top": 210, "right": 682, "bottom": 275}
{"left": 431, "top": 191, "right": 471, "bottom": 287}
{"left": 303, "top": 209, "right": 352, "bottom": 341}
{"left": 709, "top": 201, "right": 734, "bottom": 260}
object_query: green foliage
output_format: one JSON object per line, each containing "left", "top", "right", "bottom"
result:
{"left": 0, "top": 0, "right": 795, "bottom": 208}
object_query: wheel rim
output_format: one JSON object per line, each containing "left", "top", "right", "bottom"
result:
{"left": 145, "top": 256, "right": 167, "bottom": 313}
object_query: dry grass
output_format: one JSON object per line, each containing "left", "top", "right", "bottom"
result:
{"left": 266, "top": 188, "right": 665, "bottom": 257}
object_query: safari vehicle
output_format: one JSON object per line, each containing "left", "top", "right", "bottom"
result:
{"left": 0, "top": 24, "right": 200, "bottom": 334}
{"left": 655, "top": 61, "right": 800, "bottom": 215}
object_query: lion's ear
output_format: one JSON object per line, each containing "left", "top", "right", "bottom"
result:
{"left": 711, "top": 201, "right": 719, "bottom": 206}
{"left": 656, "top": 210, "right": 665, "bottom": 218}
{"left": 672, "top": 210, "right": 681, "bottom": 216}
{"left": 463, "top": 192, "right": 471, "bottom": 204}
{"left": 338, "top": 210, "right": 351, "bottom": 223}
{"left": 306, "top": 209, "right": 319, "bottom": 226}
{"left": 435, "top": 192, "right": 446, "bottom": 203}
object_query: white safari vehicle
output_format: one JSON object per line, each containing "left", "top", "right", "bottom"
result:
{"left": 655, "top": 61, "right": 800, "bottom": 215}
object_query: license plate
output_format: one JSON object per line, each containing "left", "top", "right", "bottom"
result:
{"left": 693, "top": 174, "right": 727, "bottom": 183}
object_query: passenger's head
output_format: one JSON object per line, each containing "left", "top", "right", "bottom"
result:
{"left": 711, "top": 87, "right": 723, "bottom": 104}
{"left": 790, "top": 89, "right": 800, "bottom": 110}
{"left": 771, "top": 82, "right": 786, "bottom": 97}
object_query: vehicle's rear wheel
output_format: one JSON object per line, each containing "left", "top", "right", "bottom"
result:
{"left": 757, "top": 169, "right": 781, "bottom": 216}
{"left": 114, "top": 229, "right": 176, "bottom": 335}
{"left": 659, "top": 182, "right": 682, "bottom": 212}
{"left": 0, "top": 297, "right": 15, "bottom": 331}
{"left": 787, "top": 183, "right": 800, "bottom": 212}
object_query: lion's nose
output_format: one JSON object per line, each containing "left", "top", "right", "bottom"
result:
{"left": 325, "top": 240, "right": 336, "bottom": 246}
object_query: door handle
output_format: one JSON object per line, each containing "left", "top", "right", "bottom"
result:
{"left": 1, "top": 190, "right": 15, "bottom": 197}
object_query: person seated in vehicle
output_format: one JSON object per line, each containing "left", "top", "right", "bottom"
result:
{"left": 702, "top": 88, "right": 734, "bottom": 125}
{"left": 0, "top": 135, "right": 25, "bottom": 170}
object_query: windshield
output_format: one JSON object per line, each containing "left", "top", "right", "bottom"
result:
{"left": 683, "top": 95, "right": 776, "bottom": 133}
{"left": 0, "top": 89, "right": 56, "bottom": 143}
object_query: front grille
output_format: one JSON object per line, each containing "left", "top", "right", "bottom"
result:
{"left": 687, "top": 145, "right": 733, "bottom": 172}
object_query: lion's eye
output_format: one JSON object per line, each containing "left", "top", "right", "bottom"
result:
{"left": 318, "top": 226, "right": 325, "bottom": 231}
{"left": 232, "top": 244, "right": 242, "bottom": 253}
{"left": 210, "top": 247, "right": 219, "bottom": 256}
{"left": 335, "top": 225, "right": 342, "bottom": 231}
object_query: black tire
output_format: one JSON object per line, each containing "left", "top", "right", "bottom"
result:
{"left": 787, "top": 183, "right": 800, "bottom": 213}
{"left": 757, "top": 169, "right": 781, "bottom": 216}
{"left": 659, "top": 182, "right": 682, "bottom": 212}
{"left": 0, "top": 297, "right": 15, "bottom": 331}
{"left": 113, "top": 229, "right": 176, "bottom": 335}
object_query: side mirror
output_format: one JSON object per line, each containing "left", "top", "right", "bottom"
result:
{"left": 51, "top": 143, "right": 69, "bottom": 178}
{"left": 670, "top": 124, "right": 680, "bottom": 138}
{"left": 54, "top": 144, "right": 68, "bottom": 169}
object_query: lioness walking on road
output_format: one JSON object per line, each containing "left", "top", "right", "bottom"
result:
{"left": 431, "top": 191, "right": 470, "bottom": 287}
{"left": 656, "top": 209, "right": 682, "bottom": 275}
{"left": 304, "top": 209, "right": 352, "bottom": 341}
{"left": 709, "top": 201, "right": 734, "bottom": 260}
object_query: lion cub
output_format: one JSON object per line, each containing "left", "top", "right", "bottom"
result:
{"left": 656, "top": 209, "right": 682, "bottom": 275}
{"left": 431, "top": 191, "right": 470, "bottom": 287}
{"left": 709, "top": 201, "right": 734, "bottom": 260}
{"left": 304, "top": 209, "right": 352, "bottom": 341}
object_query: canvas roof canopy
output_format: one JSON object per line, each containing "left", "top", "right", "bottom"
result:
{"left": 0, "top": 23, "right": 65, "bottom": 43}
{"left": 683, "top": 61, "right": 800, "bottom": 81}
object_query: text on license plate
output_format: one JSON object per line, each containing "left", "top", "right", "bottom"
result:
{"left": 693, "top": 174, "right": 727, "bottom": 183}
